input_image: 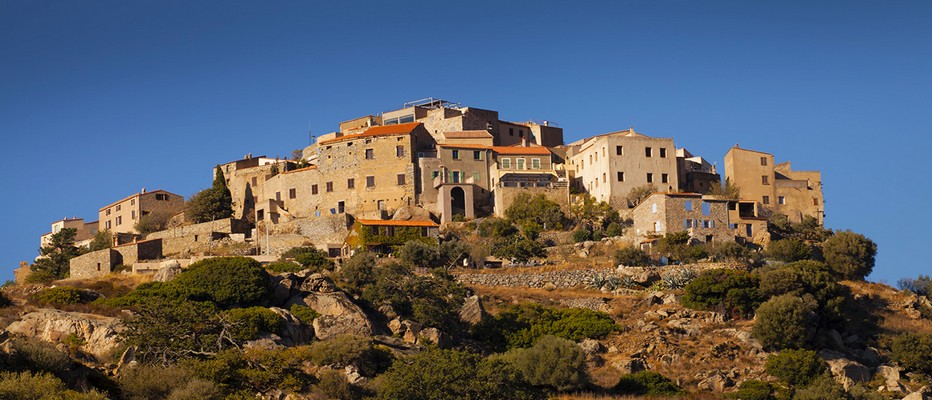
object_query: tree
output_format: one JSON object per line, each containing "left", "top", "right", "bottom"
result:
{"left": 172, "top": 257, "right": 269, "bottom": 308}
{"left": 376, "top": 347, "right": 544, "bottom": 400}
{"left": 501, "top": 335, "right": 588, "bottom": 392}
{"left": 822, "top": 230, "right": 877, "bottom": 280}
{"left": 505, "top": 193, "right": 566, "bottom": 230}
{"left": 135, "top": 211, "right": 174, "bottom": 235}
{"left": 890, "top": 333, "right": 932, "bottom": 375}
{"left": 708, "top": 177, "right": 740, "bottom": 200}
{"left": 281, "top": 246, "right": 333, "bottom": 271}
{"left": 88, "top": 229, "right": 112, "bottom": 251}
{"left": 614, "top": 246, "right": 651, "bottom": 266}
{"left": 625, "top": 184, "right": 656, "bottom": 208}
{"left": 752, "top": 294, "right": 818, "bottom": 350}
{"left": 614, "top": 371, "right": 684, "bottom": 396}
{"left": 30, "top": 228, "right": 82, "bottom": 281}
{"left": 766, "top": 239, "right": 812, "bottom": 262}
{"left": 765, "top": 349, "right": 827, "bottom": 387}
{"left": 682, "top": 268, "right": 763, "bottom": 319}
{"left": 185, "top": 166, "right": 234, "bottom": 224}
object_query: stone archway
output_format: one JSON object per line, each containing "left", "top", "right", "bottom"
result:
{"left": 450, "top": 186, "right": 466, "bottom": 218}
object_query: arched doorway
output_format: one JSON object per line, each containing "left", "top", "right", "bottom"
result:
{"left": 450, "top": 186, "right": 466, "bottom": 218}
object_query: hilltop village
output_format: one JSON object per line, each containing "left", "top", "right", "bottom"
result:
{"left": 23, "top": 98, "right": 823, "bottom": 280}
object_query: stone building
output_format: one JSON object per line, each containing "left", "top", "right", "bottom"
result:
{"left": 343, "top": 218, "right": 440, "bottom": 255}
{"left": 40, "top": 217, "right": 98, "bottom": 249}
{"left": 489, "top": 145, "right": 569, "bottom": 214}
{"left": 676, "top": 148, "right": 721, "bottom": 194}
{"left": 69, "top": 249, "right": 121, "bottom": 279}
{"left": 724, "top": 146, "right": 824, "bottom": 224}
{"left": 98, "top": 190, "right": 185, "bottom": 234}
{"left": 218, "top": 155, "right": 296, "bottom": 220}
{"left": 632, "top": 193, "right": 734, "bottom": 243}
{"left": 259, "top": 166, "right": 322, "bottom": 223}
{"left": 567, "top": 129, "right": 679, "bottom": 209}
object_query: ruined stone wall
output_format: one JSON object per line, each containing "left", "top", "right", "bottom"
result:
{"left": 70, "top": 249, "right": 120, "bottom": 279}
{"left": 455, "top": 263, "right": 739, "bottom": 289}
{"left": 112, "top": 239, "right": 161, "bottom": 265}
{"left": 145, "top": 218, "right": 248, "bottom": 240}
{"left": 493, "top": 185, "right": 570, "bottom": 218}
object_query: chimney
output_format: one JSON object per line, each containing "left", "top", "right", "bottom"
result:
{"left": 141, "top": 188, "right": 147, "bottom": 194}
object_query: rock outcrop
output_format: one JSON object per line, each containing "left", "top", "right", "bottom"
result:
{"left": 289, "top": 291, "right": 372, "bottom": 340}
{"left": 152, "top": 260, "right": 182, "bottom": 282}
{"left": 6, "top": 309, "right": 122, "bottom": 361}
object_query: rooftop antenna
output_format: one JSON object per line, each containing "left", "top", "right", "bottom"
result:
{"left": 308, "top": 122, "right": 315, "bottom": 145}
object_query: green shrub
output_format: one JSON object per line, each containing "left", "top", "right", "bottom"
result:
{"left": 474, "top": 304, "right": 616, "bottom": 351}
{"left": 376, "top": 348, "right": 543, "bottom": 400}
{"left": 822, "top": 230, "right": 877, "bottom": 280}
{"left": 792, "top": 374, "right": 845, "bottom": 400}
{"left": 338, "top": 252, "right": 376, "bottom": 290}
{"left": 0, "top": 371, "right": 107, "bottom": 400}
{"left": 120, "top": 363, "right": 192, "bottom": 400}
{"left": 491, "top": 236, "right": 546, "bottom": 263}
{"left": 728, "top": 380, "right": 776, "bottom": 400}
{"left": 766, "top": 239, "right": 812, "bottom": 262}
{"left": 173, "top": 257, "right": 269, "bottom": 308}
{"left": 752, "top": 295, "right": 818, "bottom": 350}
{"left": 165, "top": 379, "right": 221, "bottom": 400}
{"left": 571, "top": 229, "right": 592, "bottom": 243}
{"left": 708, "top": 241, "right": 753, "bottom": 263}
{"left": 32, "top": 286, "right": 85, "bottom": 306}
{"left": 225, "top": 307, "right": 284, "bottom": 341}
{"left": 397, "top": 240, "right": 441, "bottom": 268}
{"left": 289, "top": 304, "right": 320, "bottom": 324}
{"left": 6, "top": 338, "right": 73, "bottom": 378}
{"left": 505, "top": 193, "right": 566, "bottom": 230}
{"left": 185, "top": 166, "right": 233, "bottom": 224}
{"left": 265, "top": 261, "right": 304, "bottom": 274}
{"left": 314, "top": 369, "right": 356, "bottom": 400}
{"left": 613, "top": 371, "right": 683, "bottom": 396}
{"left": 604, "top": 222, "right": 624, "bottom": 237}
{"left": 890, "top": 333, "right": 932, "bottom": 375}
{"left": 185, "top": 347, "right": 311, "bottom": 395}
{"left": 765, "top": 349, "right": 826, "bottom": 387}
{"left": 756, "top": 261, "right": 847, "bottom": 328}
{"left": 655, "top": 231, "right": 707, "bottom": 263}
{"left": 478, "top": 218, "right": 518, "bottom": 238}
{"left": 681, "top": 268, "right": 762, "bottom": 319}
{"left": 306, "top": 336, "right": 392, "bottom": 377}
{"left": 281, "top": 246, "right": 333, "bottom": 271}
{"left": 501, "top": 335, "right": 588, "bottom": 392}
{"left": 614, "top": 246, "right": 651, "bottom": 266}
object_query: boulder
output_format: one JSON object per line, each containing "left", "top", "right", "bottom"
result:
{"left": 300, "top": 273, "right": 337, "bottom": 293}
{"left": 459, "top": 295, "right": 487, "bottom": 325}
{"left": 287, "top": 292, "right": 372, "bottom": 340}
{"left": 697, "top": 372, "right": 733, "bottom": 392}
{"left": 617, "top": 267, "right": 660, "bottom": 286}
{"left": 612, "top": 358, "right": 646, "bottom": 374}
{"left": 270, "top": 274, "right": 298, "bottom": 306}
{"left": 903, "top": 388, "right": 931, "bottom": 400}
{"left": 578, "top": 339, "right": 604, "bottom": 357}
{"left": 876, "top": 365, "right": 906, "bottom": 393}
{"left": 417, "top": 327, "right": 448, "bottom": 348}
{"left": 268, "top": 307, "right": 313, "bottom": 346}
{"left": 401, "top": 320, "right": 423, "bottom": 344}
{"left": 387, "top": 319, "right": 405, "bottom": 336}
{"left": 6, "top": 308, "right": 122, "bottom": 361}
{"left": 152, "top": 260, "right": 182, "bottom": 282}
{"left": 819, "top": 349, "right": 871, "bottom": 390}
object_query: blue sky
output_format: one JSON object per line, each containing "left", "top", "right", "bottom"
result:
{"left": 1, "top": 1, "right": 930, "bottom": 284}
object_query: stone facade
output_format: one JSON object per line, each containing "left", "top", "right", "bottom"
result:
{"left": 40, "top": 218, "right": 98, "bottom": 249}
{"left": 70, "top": 249, "right": 121, "bottom": 279}
{"left": 112, "top": 238, "right": 162, "bottom": 265}
{"left": 98, "top": 190, "right": 185, "bottom": 234}
{"left": 219, "top": 156, "right": 294, "bottom": 220}
{"left": 567, "top": 129, "right": 680, "bottom": 209}
{"left": 724, "top": 146, "right": 824, "bottom": 224}
{"left": 632, "top": 193, "right": 734, "bottom": 243}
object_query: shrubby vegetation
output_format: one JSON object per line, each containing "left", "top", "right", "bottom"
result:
{"left": 172, "top": 257, "right": 269, "bottom": 308}
{"left": 224, "top": 306, "right": 284, "bottom": 342}
{"left": 614, "top": 246, "right": 651, "bottom": 266}
{"left": 897, "top": 275, "right": 932, "bottom": 297}
{"left": 766, "top": 239, "right": 812, "bottom": 262}
{"left": 499, "top": 335, "right": 588, "bottom": 392}
{"left": 88, "top": 229, "right": 113, "bottom": 251}
{"left": 505, "top": 193, "right": 566, "bottom": 230}
{"left": 289, "top": 304, "right": 319, "bottom": 324}
{"left": 822, "top": 230, "right": 877, "bottom": 280}
{"left": 625, "top": 184, "right": 656, "bottom": 208}
{"left": 681, "top": 268, "right": 763, "bottom": 319}
{"left": 655, "top": 231, "right": 708, "bottom": 264}
{"left": 185, "top": 166, "right": 233, "bottom": 224}
{"left": 29, "top": 228, "right": 82, "bottom": 282}
{"left": 0, "top": 371, "right": 107, "bottom": 400}
{"left": 280, "top": 246, "right": 333, "bottom": 272}
{"left": 751, "top": 294, "right": 818, "bottom": 350}
{"left": 790, "top": 374, "right": 846, "bottom": 400}
{"left": 728, "top": 380, "right": 777, "bottom": 400}
{"left": 32, "top": 286, "right": 86, "bottom": 306}
{"left": 890, "top": 333, "right": 932, "bottom": 375}
{"left": 473, "top": 303, "right": 617, "bottom": 351}
{"left": 613, "top": 371, "right": 683, "bottom": 396}
{"left": 134, "top": 211, "right": 173, "bottom": 235}
{"left": 765, "top": 349, "right": 826, "bottom": 387}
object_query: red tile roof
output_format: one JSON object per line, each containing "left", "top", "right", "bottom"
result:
{"left": 356, "top": 219, "right": 439, "bottom": 227}
{"left": 492, "top": 145, "right": 552, "bottom": 155}
{"left": 436, "top": 143, "right": 491, "bottom": 149}
{"left": 319, "top": 122, "right": 421, "bottom": 145}
{"left": 443, "top": 130, "right": 493, "bottom": 138}
{"left": 281, "top": 165, "right": 318, "bottom": 174}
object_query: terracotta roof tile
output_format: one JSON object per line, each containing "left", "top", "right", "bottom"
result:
{"left": 356, "top": 219, "right": 439, "bottom": 227}
{"left": 320, "top": 122, "right": 421, "bottom": 145}
{"left": 442, "top": 130, "right": 492, "bottom": 138}
{"left": 492, "top": 145, "right": 552, "bottom": 155}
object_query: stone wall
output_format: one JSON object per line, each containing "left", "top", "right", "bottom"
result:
{"left": 70, "top": 249, "right": 121, "bottom": 279}
{"left": 145, "top": 218, "right": 250, "bottom": 240}
{"left": 112, "top": 239, "right": 161, "bottom": 265}
{"left": 493, "top": 185, "right": 570, "bottom": 218}
{"left": 455, "top": 263, "right": 740, "bottom": 289}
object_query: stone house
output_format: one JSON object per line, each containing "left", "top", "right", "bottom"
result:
{"left": 676, "top": 148, "right": 721, "bottom": 194}
{"left": 632, "top": 193, "right": 734, "bottom": 243}
{"left": 98, "top": 190, "right": 185, "bottom": 234}
{"left": 111, "top": 238, "right": 162, "bottom": 265}
{"left": 724, "top": 146, "right": 824, "bottom": 224}
{"left": 218, "top": 155, "right": 296, "bottom": 220}
{"left": 259, "top": 165, "right": 322, "bottom": 223}
{"left": 40, "top": 217, "right": 98, "bottom": 249}
{"left": 343, "top": 218, "right": 440, "bottom": 255}
{"left": 489, "top": 145, "right": 569, "bottom": 214}
{"left": 567, "top": 129, "right": 680, "bottom": 209}
{"left": 69, "top": 249, "right": 121, "bottom": 279}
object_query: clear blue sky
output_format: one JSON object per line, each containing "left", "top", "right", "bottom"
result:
{"left": 2, "top": 1, "right": 930, "bottom": 285}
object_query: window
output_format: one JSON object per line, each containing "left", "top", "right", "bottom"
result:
{"left": 501, "top": 158, "right": 511, "bottom": 168}
{"left": 252, "top": 177, "right": 258, "bottom": 186}
{"left": 589, "top": 154, "right": 592, "bottom": 164}
{"left": 312, "top": 184, "right": 318, "bottom": 195}
{"left": 131, "top": 210, "right": 136, "bottom": 220}
{"left": 275, "top": 192, "right": 281, "bottom": 201}
{"left": 702, "top": 202, "right": 711, "bottom": 216}
{"left": 594, "top": 152, "right": 598, "bottom": 162}
{"left": 647, "top": 173, "right": 653, "bottom": 183}
{"left": 257, "top": 210, "right": 264, "bottom": 220}
{"left": 661, "top": 173, "right": 668, "bottom": 183}
{"left": 531, "top": 158, "right": 540, "bottom": 169}
{"left": 654, "top": 221, "right": 661, "bottom": 232}
{"left": 452, "top": 171, "right": 461, "bottom": 183}
{"left": 617, "top": 172, "right": 624, "bottom": 181}
{"left": 366, "top": 176, "right": 375, "bottom": 187}
{"left": 509, "top": 127, "right": 514, "bottom": 136}
{"left": 116, "top": 216, "right": 122, "bottom": 226}
{"left": 659, "top": 148, "right": 667, "bottom": 158}
{"left": 472, "top": 172, "right": 480, "bottom": 182}
{"left": 762, "top": 196, "right": 770, "bottom": 205}
{"left": 397, "top": 174, "right": 406, "bottom": 185}
{"left": 684, "top": 219, "right": 693, "bottom": 229}
{"left": 778, "top": 196, "right": 785, "bottom": 205}
{"left": 289, "top": 188, "right": 296, "bottom": 199}
{"left": 602, "top": 173, "right": 606, "bottom": 183}
{"left": 651, "top": 203, "right": 657, "bottom": 213}
{"left": 685, "top": 200, "right": 693, "bottom": 211}
{"left": 473, "top": 151, "right": 482, "bottom": 160}
{"left": 645, "top": 147, "right": 652, "bottom": 157}
{"left": 105, "top": 221, "right": 111, "bottom": 229}
{"left": 516, "top": 158, "right": 525, "bottom": 170}
{"left": 452, "top": 150, "right": 460, "bottom": 160}
{"left": 131, "top": 199, "right": 135, "bottom": 206}
{"left": 616, "top": 146, "right": 623, "bottom": 155}
{"left": 338, "top": 201, "right": 345, "bottom": 213}
{"left": 116, "top": 205, "right": 121, "bottom": 211}
{"left": 157, "top": 193, "right": 169, "bottom": 201}
{"left": 396, "top": 145, "right": 405, "bottom": 157}
{"left": 326, "top": 182, "right": 333, "bottom": 192}
{"left": 813, "top": 198, "right": 819, "bottom": 206}
{"left": 702, "top": 220, "right": 711, "bottom": 228}
{"left": 347, "top": 178, "right": 355, "bottom": 189}
{"left": 761, "top": 157, "right": 768, "bottom": 166}
{"left": 762, "top": 175, "right": 769, "bottom": 185}
{"left": 365, "top": 149, "right": 374, "bottom": 159}
{"left": 432, "top": 170, "right": 439, "bottom": 179}
{"left": 106, "top": 209, "right": 111, "bottom": 216}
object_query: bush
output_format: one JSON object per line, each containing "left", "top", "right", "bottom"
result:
{"left": 120, "top": 363, "right": 192, "bottom": 400}
{"left": 791, "top": 374, "right": 846, "bottom": 400}
{"left": 505, "top": 193, "right": 566, "bottom": 230}
{"left": 765, "top": 349, "right": 826, "bottom": 387}
{"left": 264, "top": 261, "right": 303, "bottom": 274}
{"left": 32, "top": 286, "right": 85, "bottom": 306}
{"left": 682, "top": 269, "right": 763, "bottom": 319}
{"left": 822, "top": 230, "right": 877, "bottom": 280}
{"left": 897, "top": 275, "right": 932, "bottom": 297}
{"left": 709, "top": 241, "right": 753, "bottom": 263}
{"left": 613, "top": 371, "right": 683, "bottom": 396}
{"left": 756, "top": 261, "right": 847, "bottom": 328}
{"left": 477, "top": 218, "right": 517, "bottom": 238}
{"left": 225, "top": 307, "right": 284, "bottom": 341}
{"left": 185, "top": 166, "right": 233, "bottom": 223}
{"left": 474, "top": 304, "right": 617, "bottom": 351}
{"left": 0, "top": 371, "right": 107, "bottom": 400}
{"left": 625, "top": 184, "right": 656, "bottom": 208}
{"left": 376, "top": 347, "right": 543, "bottom": 400}
{"left": 397, "top": 240, "right": 441, "bottom": 268}
{"left": 571, "top": 229, "right": 592, "bottom": 243}
{"left": 890, "top": 333, "right": 932, "bottom": 375}
{"left": 752, "top": 294, "right": 818, "bottom": 350}
{"left": 6, "top": 338, "right": 73, "bottom": 378}
{"left": 135, "top": 211, "right": 173, "bottom": 235}
{"left": 289, "top": 304, "right": 319, "bottom": 324}
{"left": 306, "top": 335, "right": 392, "bottom": 377}
{"left": 314, "top": 369, "right": 356, "bottom": 400}
{"left": 173, "top": 257, "right": 269, "bottom": 308}
{"left": 281, "top": 246, "right": 333, "bottom": 271}
{"left": 614, "top": 246, "right": 651, "bottom": 266}
{"left": 501, "top": 335, "right": 588, "bottom": 392}
{"left": 338, "top": 252, "right": 376, "bottom": 290}
{"left": 766, "top": 239, "right": 812, "bottom": 262}
{"left": 728, "top": 380, "right": 776, "bottom": 400}
{"left": 165, "top": 379, "right": 221, "bottom": 400}
{"left": 491, "top": 236, "right": 546, "bottom": 263}
{"left": 655, "top": 231, "right": 707, "bottom": 263}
